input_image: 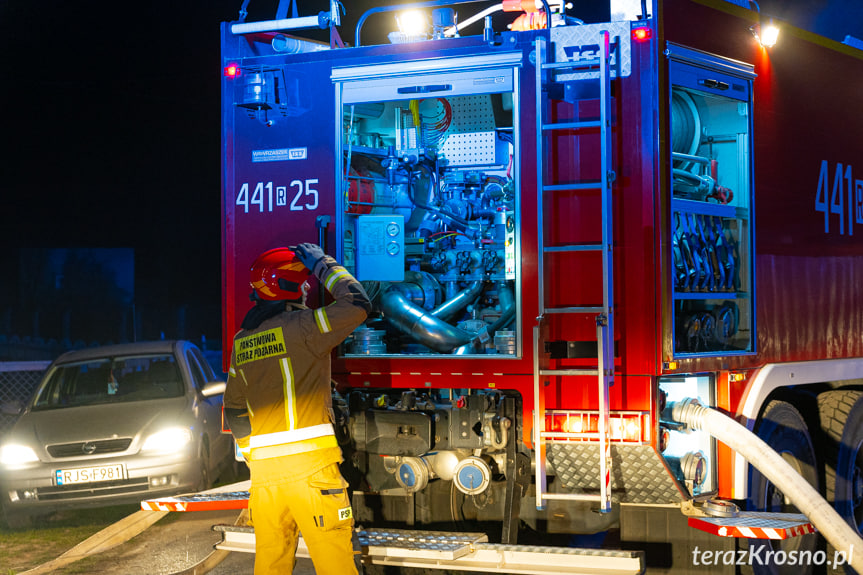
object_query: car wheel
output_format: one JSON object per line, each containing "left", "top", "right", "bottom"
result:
{"left": 196, "top": 440, "right": 211, "bottom": 492}
{"left": 818, "top": 390, "right": 863, "bottom": 574}
{"left": 747, "top": 400, "right": 819, "bottom": 575}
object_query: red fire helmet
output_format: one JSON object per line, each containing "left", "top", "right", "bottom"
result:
{"left": 249, "top": 247, "right": 309, "bottom": 301}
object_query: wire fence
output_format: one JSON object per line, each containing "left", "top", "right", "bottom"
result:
{"left": 0, "top": 362, "right": 50, "bottom": 437}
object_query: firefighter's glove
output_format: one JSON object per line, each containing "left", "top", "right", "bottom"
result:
{"left": 295, "top": 243, "right": 326, "bottom": 271}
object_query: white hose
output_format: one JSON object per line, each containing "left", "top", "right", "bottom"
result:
{"left": 444, "top": 4, "right": 503, "bottom": 37}
{"left": 669, "top": 399, "right": 863, "bottom": 572}
{"left": 443, "top": 0, "right": 569, "bottom": 37}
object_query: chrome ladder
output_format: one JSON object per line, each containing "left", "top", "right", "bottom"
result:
{"left": 532, "top": 31, "right": 617, "bottom": 513}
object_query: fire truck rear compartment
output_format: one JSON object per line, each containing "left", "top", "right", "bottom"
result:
{"left": 341, "top": 88, "right": 519, "bottom": 357}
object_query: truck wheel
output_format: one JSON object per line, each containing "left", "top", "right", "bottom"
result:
{"left": 818, "top": 390, "right": 863, "bottom": 573}
{"left": 748, "top": 400, "right": 819, "bottom": 575}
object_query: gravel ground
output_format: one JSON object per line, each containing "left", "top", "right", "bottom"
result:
{"left": 47, "top": 508, "right": 316, "bottom": 575}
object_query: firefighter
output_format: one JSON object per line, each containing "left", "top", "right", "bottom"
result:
{"left": 224, "top": 243, "right": 371, "bottom": 575}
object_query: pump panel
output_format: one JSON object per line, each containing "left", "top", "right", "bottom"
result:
{"left": 335, "top": 57, "right": 521, "bottom": 357}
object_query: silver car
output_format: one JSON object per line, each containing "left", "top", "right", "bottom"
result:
{"left": 0, "top": 340, "right": 233, "bottom": 527}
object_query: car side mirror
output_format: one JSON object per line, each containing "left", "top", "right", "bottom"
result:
{"left": 201, "top": 381, "right": 226, "bottom": 398}
{"left": 0, "top": 400, "right": 24, "bottom": 416}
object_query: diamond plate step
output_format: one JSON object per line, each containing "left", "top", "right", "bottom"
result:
{"left": 361, "top": 528, "right": 488, "bottom": 561}
{"left": 213, "top": 526, "right": 645, "bottom": 574}
{"left": 688, "top": 512, "right": 815, "bottom": 539}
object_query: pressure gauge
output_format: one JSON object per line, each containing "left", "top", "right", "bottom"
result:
{"left": 386, "top": 241, "right": 400, "bottom": 256}
{"left": 386, "top": 222, "right": 400, "bottom": 237}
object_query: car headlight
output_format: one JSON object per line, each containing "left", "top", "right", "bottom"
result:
{"left": 141, "top": 428, "right": 193, "bottom": 454}
{"left": 0, "top": 444, "right": 40, "bottom": 465}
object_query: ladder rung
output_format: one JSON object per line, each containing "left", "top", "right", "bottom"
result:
{"left": 544, "top": 244, "right": 602, "bottom": 253}
{"left": 541, "top": 493, "right": 603, "bottom": 502}
{"left": 544, "top": 182, "right": 602, "bottom": 192}
{"left": 544, "top": 306, "right": 604, "bottom": 314}
{"left": 543, "top": 60, "right": 600, "bottom": 71}
{"left": 542, "top": 120, "right": 602, "bottom": 131}
{"left": 540, "top": 431, "right": 600, "bottom": 439}
{"left": 539, "top": 369, "right": 600, "bottom": 376}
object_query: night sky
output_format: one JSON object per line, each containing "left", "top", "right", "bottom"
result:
{"left": 1, "top": 0, "right": 859, "bottom": 348}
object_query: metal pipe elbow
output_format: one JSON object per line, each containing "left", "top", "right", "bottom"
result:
{"left": 430, "top": 281, "right": 484, "bottom": 321}
{"left": 381, "top": 290, "right": 474, "bottom": 353}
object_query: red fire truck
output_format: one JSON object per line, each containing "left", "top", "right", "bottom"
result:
{"left": 216, "top": 0, "right": 863, "bottom": 571}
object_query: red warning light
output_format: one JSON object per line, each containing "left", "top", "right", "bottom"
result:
{"left": 631, "top": 27, "right": 652, "bottom": 42}
{"left": 224, "top": 65, "right": 241, "bottom": 78}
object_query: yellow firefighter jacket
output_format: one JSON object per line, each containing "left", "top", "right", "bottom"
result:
{"left": 224, "top": 255, "right": 370, "bottom": 478}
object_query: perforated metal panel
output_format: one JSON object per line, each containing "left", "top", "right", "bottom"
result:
{"left": 440, "top": 132, "right": 498, "bottom": 165}
{"left": 448, "top": 95, "right": 497, "bottom": 132}
{"left": 439, "top": 94, "right": 503, "bottom": 166}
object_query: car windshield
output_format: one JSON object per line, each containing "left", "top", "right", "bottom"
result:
{"left": 31, "top": 354, "right": 184, "bottom": 410}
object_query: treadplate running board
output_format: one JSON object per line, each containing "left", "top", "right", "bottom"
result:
{"left": 361, "top": 528, "right": 488, "bottom": 561}
{"left": 688, "top": 512, "right": 815, "bottom": 539}
{"left": 214, "top": 526, "right": 644, "bottom": 574}
{"left": 141, "top": 490, "right": 250, "bottom": 512}
{"left": 141, "top": 481, "right": 251, "bottom": 512}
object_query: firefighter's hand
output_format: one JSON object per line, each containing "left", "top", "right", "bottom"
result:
{"left": 295, "top": 243, "right": 326, "bottom": 271}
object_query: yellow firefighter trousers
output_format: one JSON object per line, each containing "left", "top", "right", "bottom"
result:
{"left": 248, "top": 460, "right": 359, "bottom": 575}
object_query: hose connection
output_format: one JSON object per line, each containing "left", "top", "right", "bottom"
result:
{"left": 664, "top": 397, "right": 708, "bottom": 431}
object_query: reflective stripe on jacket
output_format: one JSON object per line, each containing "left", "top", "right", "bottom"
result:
{"left": 224, "top": 257, "right": 371, "bottom": 472}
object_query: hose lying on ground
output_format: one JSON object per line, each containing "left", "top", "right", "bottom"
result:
{"left": 668, "top": 398, "right": 863, "bottom": 573}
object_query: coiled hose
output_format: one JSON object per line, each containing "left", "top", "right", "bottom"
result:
{"left": 668, "top": 398, "right": 863, "bottom": 572}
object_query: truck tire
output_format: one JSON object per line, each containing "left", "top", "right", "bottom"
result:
{"left": 747, "top": 400, "right": 819, "bottom": 575}
{"left": 818, "top": 390, "right": 863, "bottom": 574}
